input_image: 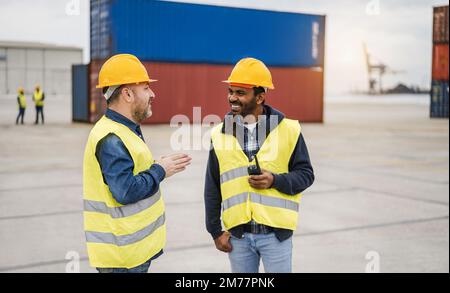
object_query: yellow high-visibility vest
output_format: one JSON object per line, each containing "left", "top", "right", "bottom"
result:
{"left": 18, "top": 94, "right": 27, "bottom": 108}
{"left": 211, "top": 118, "right": 302, "bottom": 231}
{"left": 33, "top": 90, "right": 44, "bottom": 106}
{"left": 83, "top": 116, "right": 166, "bottom": 269}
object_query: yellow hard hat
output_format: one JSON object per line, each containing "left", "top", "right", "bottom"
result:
{"left": 96, "top": 54, "right": 157, "bottom": 89}
{"left": 18, "top": 87, "right": 24, "bottom": 93}
{"left": 223, "top": 57, "right": 274, "bottom": 89}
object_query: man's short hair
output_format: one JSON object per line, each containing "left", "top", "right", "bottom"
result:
{"left": 103, "top": 86, "right": 123, "bottom": 106}
{"left": 253, "top": 86, "right": 266, "bottom": 104}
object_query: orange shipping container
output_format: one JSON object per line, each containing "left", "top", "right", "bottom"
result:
{"left": 432, "top": 44, "right": 449, "bottom": 81}
{"left": 89, "top": 60, "right": 324, "bottom": 124}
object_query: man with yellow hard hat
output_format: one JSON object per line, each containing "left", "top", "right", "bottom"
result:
{"left": 16, "top": 87, "right": 27, "bottom": 125}
{"left": 83, "top": 54, "right": 192, "bottom": 273}
{"left": 33, "top": 85, "right": 45, "bottom": 124}
{"left": 204, "top": 57, "right": 315, "bottom": 273}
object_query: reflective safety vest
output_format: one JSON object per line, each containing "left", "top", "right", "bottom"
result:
{"left": 33, "top": 90, "right": 44, "bottom": 106}
{"left": 18, "top": 94, "right": 26, "bottom": 109}
{"left": 83, "top": 116, "right": 166, "bottom": 269}
{"left": 211, "top": 118, "right": 302, "bottom": 231}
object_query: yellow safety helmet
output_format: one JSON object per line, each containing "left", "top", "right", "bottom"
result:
{"left": 18, "top": 87, "right": 24, "bottom": 93}
{"left": 96, "top": 54, "right": 157, "bottom": 89}
{"left": 223, "top": 57, "right": 274, "bottom": 90}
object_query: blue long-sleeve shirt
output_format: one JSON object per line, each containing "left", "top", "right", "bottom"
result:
{"left": 204, "top": 105, "right": 315, "bottom": 241}
{"left": 95, "top": 109, "right": 166, "bottom": 205}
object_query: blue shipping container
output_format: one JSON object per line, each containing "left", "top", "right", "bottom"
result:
{"left": 430, "top": 80, "right": 449, "bottom": 118}
{"left": 90, "top": 0, "right": 326, "bottom": 67}
{"left": 72, "top": 64, "right": 90, "bottom": 122}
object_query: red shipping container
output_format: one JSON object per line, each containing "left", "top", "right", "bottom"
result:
{"left": 432, "top": 44, "right": 449, "bottom": 81}
{"left": 89, "top": 60, "right": 324, "bottom": 124}
{"left": 89, "top": 61, "right": 106, "bottom": 123}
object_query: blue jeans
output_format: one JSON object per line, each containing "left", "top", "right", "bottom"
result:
{"left": 228, "top": 232, "right": 293, "bottom": 273}
{"left": 35, "top": 106, "right": 44, "bottom": 124}
{"left": 96, "top": 258, "right": 152, "bottom": 273}
{"left": 16, "top": 108, "right": 25, "bottom": 124}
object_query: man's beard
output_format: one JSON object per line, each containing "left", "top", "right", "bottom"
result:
{"left": 232, "top": 96, "right": 257, "bottom": 118}
{"left": 132, "top": 102, "right": 151, "bottom": 124}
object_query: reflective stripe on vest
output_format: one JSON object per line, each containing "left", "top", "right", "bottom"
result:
{"left": 84, "top": 190, "right": 162, "bottom": 218}
{"left": 211, "top": 118, "right": 302, "bottom": 231}
{"left": 83, "top": 116, "right": 166, "bottom": 269}
{"left": 221, "top": 191, "right": 299, "bottom": 212}
{"left": 85, "top": 214, "right": 165, "bottom": 246}
{"left": 220, "top": 166, "right": 248, "bottom": 184}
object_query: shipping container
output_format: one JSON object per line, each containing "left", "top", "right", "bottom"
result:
{"left": 89, "top": 61, "right": 106, "bottom": 123}
{"left": 433, "top": 6, "right": 449, "bottom": 43}
{"left": 430, "top": 80, "right": 449, "bottom": 118}
{"left": 430, "top": 6, "right": 449, "bottom": 118}
{"left": 90, "top": 0, "right": 326, "bottom": 67}
{"left": 90, "top": 0, "right": 112, "bottom": 61}
{"left": 72, "top": 64, "right": 90, "bottom": 122}
{"left": 89, "top": 60, "right": 324, "bottom": 123}
{"left": 432, "top": 43, "right": 449, "bottom": 81}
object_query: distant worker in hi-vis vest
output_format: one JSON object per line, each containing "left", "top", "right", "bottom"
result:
{"left": 16, "top": 87, "right": 26, "bottom": 125}
{"left": 32, "top": 85, "right": 45, "bottom": 124}
{"left": 204, "top": 58, "right": 315, "bottom": 273}
{"left": 83, "top": 54, "right": 192, "bottom": 273}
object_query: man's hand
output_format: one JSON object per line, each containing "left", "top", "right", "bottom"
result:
{"left": 214, "top": 231, "right": 232, "bottom": 253}
{"left": 248, "top": 170, "right": 274, "bottom": 189}
{"left": 157, "top": 153, "right": 192, "bottom": 178}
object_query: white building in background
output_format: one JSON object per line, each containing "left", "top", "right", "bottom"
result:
{"left": 0, "top": 41, "right": 82, "bottom": 95}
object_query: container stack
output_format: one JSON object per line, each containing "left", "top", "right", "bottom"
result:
{"left": 82, "top": 0, "right": 326, "bottom": 124}
{"left": 431, "top": 5, "right": 449, "bottom": 119}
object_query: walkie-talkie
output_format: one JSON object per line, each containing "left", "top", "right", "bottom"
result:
{"left": 247, "top": 155, "right": 262, "bottom": 175}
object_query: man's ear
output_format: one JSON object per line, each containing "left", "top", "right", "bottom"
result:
{"left": 122, "top": 87, "right": 133, "bottom": 103}
{"left": 256, "top": 92, "right": 266, "bottom": 105}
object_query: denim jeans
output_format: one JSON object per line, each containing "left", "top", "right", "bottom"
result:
{"left": 35, "top": 106, "right": 44, "bottom": 124}
{"left": 228, "top": 232, "right": 293, "bottom": 273}
{"left": 96, "top": 258, "right": 152, "bottom": 273}
{"left": 16, "top": 108, "right": 25, "bottom": 124}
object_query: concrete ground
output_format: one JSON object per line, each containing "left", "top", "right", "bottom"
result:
{"left": 0, "top": 94, "right": 448, "bottom": 273}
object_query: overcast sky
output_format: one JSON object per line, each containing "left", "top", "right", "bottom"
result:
{"left": 0, "top": 0, "right": 447, "bottom": 94}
